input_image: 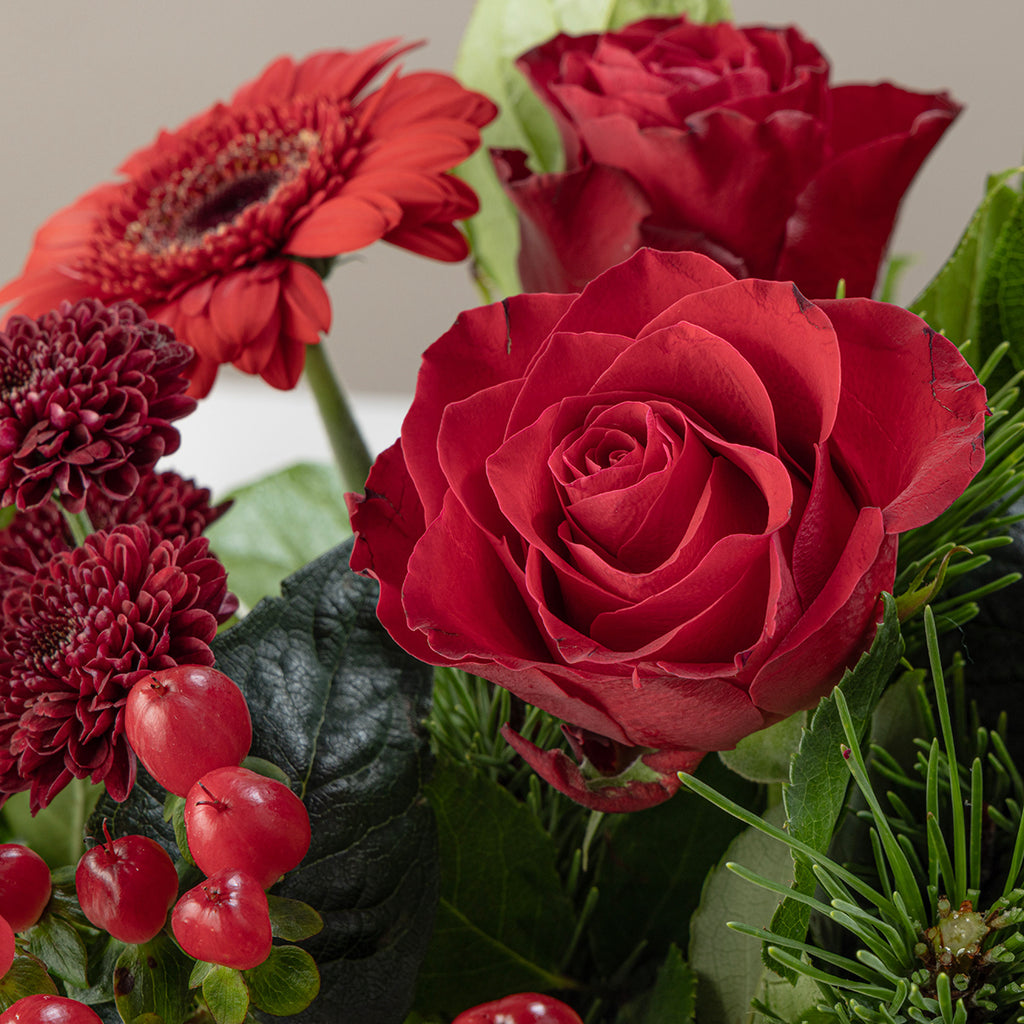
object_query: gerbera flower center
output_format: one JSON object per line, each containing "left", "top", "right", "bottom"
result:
{"left": 125, "top": 127, "right": 320, "bottom": 255}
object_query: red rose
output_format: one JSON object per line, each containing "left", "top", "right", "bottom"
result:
{"left": 348, "top": 250, "right": 986, "bottom": 811}
{"left": 495, "top": 18, "right": 959, "bottom": 299}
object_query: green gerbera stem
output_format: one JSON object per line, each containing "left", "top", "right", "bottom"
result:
{"left": 304, "top": 342, "right": 373, "bottom": 493}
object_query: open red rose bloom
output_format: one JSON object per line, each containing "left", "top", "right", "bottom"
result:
{"left": 0, "top": 41, "right": 496, "bottom": 395}
{"left": 495, "top": 17, "right": 960, "bottom": 299}
{"left": 349, "top": 249, "right": 987, "bottom": 811}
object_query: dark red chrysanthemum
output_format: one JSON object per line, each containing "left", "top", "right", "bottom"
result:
{"left": 0, "top": 41, "right": 497, "bottom": 395}
{"left": 0, "top": 299, "right": 195, "bottom": 513}
{"left": 0, "top": 524, "right": 235, "bottom": 811}
{"left": 0, "top": 469, "right": 230, "bottom": 593}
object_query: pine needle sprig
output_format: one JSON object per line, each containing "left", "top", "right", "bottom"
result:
{"left": 680, "top": 606, "right": 1024, "bottom": 1023}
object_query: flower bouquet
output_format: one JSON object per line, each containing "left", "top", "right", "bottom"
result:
{"left": 1, "top": 1, "right": 1024, "bottom": 1022}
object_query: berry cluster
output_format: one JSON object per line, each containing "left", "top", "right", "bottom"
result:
{"left": 0, "top": 664, "right": 317, "bottom": 1021}
{"left": 123, "top": 665, "right": 311, "bottom": 970}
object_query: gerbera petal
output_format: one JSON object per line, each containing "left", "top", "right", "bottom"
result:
{"left": 282, "top": 194, "right": 403, "bottom": 257}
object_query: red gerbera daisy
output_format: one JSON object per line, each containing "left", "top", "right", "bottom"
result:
{"left": 0, "top": 524, "right": 235, "bottom": 811}
{"left": 0, "top": 41, "right": 497, "bottom": 395}
{"left": 0, "top": 298, "right": 195, "bottom": 513}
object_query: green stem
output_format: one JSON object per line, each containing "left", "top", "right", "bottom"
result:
{"left": 55, "top": 497, "right": 94, "bottom": 547}
{"left": 67, "top": 778, "right": 99, "bottom": 864}
{"left": 303, "top": 343, "right": 373, "bottom": 492}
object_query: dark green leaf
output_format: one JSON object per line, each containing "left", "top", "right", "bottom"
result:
{"left": 202, "top": 965, "right": 249, "bottom": 1024}
{"left": 415, "top": 759, "right": 576, "bottom": 1018}
{"left": 113, "top": 933, "right": 194, "bottom": 1024}
{"left": 92, "top": 541, "right": 437, "bottom": 1024}
{"left": 267, "top": 896, "right": 324, "bottom": 942}
{"left": 245, "top": 946, "right": 320, "bottom": 1016}
{"left": 0, "top": 955, "right": 58, "bottom": 1009}
{"left": 62, "top": 933, "right": 123, "bottom": 1006}
{"left": 589, "top": 756, "right": 758, "bottom": 975}
{"left": 25, "top": 912, "right": 89, "bottom": 987}
{"left": 619, "top": 944, "right": 696, "bottom": 1024}
{"left": 205, "top": 462, "right": 351, "bottom": 612}
{"left": 767, "top": 594, "right": 904, "bottom": 966}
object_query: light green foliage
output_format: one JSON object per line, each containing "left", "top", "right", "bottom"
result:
{"left": 204, "top": 462, "right": 351, "bottom": 613}
{"left": 719, "top": 712, "right": 807, "bottom": 785}
{"left": 913, "top": 167, "right": 1024, "bottom": 382}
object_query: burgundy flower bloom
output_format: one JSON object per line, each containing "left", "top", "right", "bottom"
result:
{"left": 0, "top": 524, "right": 235, "bottom": 811}
{"left": 0, "top": 41, "right": 497, "bottom": 395}
{"left": 0, "top": 470, "right": 230, "bottom": 593}
{"left": 0, "top": 299, "right": 194, "bottom": 513}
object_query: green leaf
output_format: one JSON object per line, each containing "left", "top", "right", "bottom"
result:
{"left": 205, "top": 462, "right": 351, "bottom": 612}
{"left": 455, "top": 0, "right": 731, "bottom": 299}
{"left": 2, "top": 777, "right": 104, "bottom": 868}
{"left": 688, "top": 806, "right": 794, "bottom": 1024}
{"left": 267, "top": 896, "right": 324, "bottom": 942}
{"left": 245, "top": 946, "right": 321, "bottom": 1016}
{"left": 718, "top": 712, "right": 806, "bottom": 784}
{"left": 415, "top": 759, "right": 576, "bottom": 1018}
{"left": 203, "top": 965, "right": 249, "bottom": 1024}
{"left": 588, "top": 756, "right": 758, "bottom": 975}
{"left": 113, "top": 933, "right": 194, "bottom": 1024}
{"left": 25, "top": 912, "right": 89, "bottom": 988}
{"left": 635, "top": 944, "right": 697, "bottom": 1024}
{"left": 911, "top": 168, "right": 1023, "bottom": 370}
{"left": 62, "top": 933, "right": 123, "bottom": 1006}
{"left": 91, "top": 541, "right": 437, "bottom": 1024}
{"left": 0, "top": 956, "right": 59, "bottom": 1010}
{"left": 767, "top": 594, "right": 904, "bottom": 966}
{"left": 607, "top": 0, "right": 731, "bottom": 25}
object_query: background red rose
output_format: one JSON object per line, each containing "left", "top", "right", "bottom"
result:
{"left": 348, "top": 249, "right": 986, "bottom": 810}
{"left": 495, "top": 17, "right": 960, "bottom": 299}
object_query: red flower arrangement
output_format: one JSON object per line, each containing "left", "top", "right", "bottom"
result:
{"left": 0, "top": 524, "right": 235, "bottom": 811}
{"left": 0, "top": 299, "right": 194, "bottom": 513}
{"left": 0, "top": 42, "right": 497, "bottom": 395}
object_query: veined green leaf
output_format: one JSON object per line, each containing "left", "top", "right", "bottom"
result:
{"left": 415, "top": 759, "right": 576, "bottom": 1018}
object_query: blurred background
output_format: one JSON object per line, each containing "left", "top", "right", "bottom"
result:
{"left": 2, "top": 1, "right": 1021, "bottom": 491}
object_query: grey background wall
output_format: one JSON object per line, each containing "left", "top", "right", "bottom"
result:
{"left": 2, "top": 1, "right": 1021, "bottom": 402}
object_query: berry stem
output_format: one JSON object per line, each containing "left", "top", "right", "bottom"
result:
{"left": 303, "top": 342, "right": 373, "bottom": 492}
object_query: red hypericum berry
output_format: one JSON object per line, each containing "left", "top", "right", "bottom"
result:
{"left": 0, "top": 844, "right": 51, "bottom": 931}
{"left": 0, "top": 994, "right": 103, "bottom": 1023}
{"left": 0, "top": 913, "right": 13, "bottom": 978}
{"left": 75, "top": 822, "right": 179, "bottom": 944}
{"left": 125, "top": 665, "right": 252, "bottom": 797}
{"left": 452, "top": 993, "right": 584, "bottom": 1024}
{"left": 171, "top": 869, "right": 272, "bottom": 970}
{"left": 184, "top": 766, "right": 311, "bottom": 889}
